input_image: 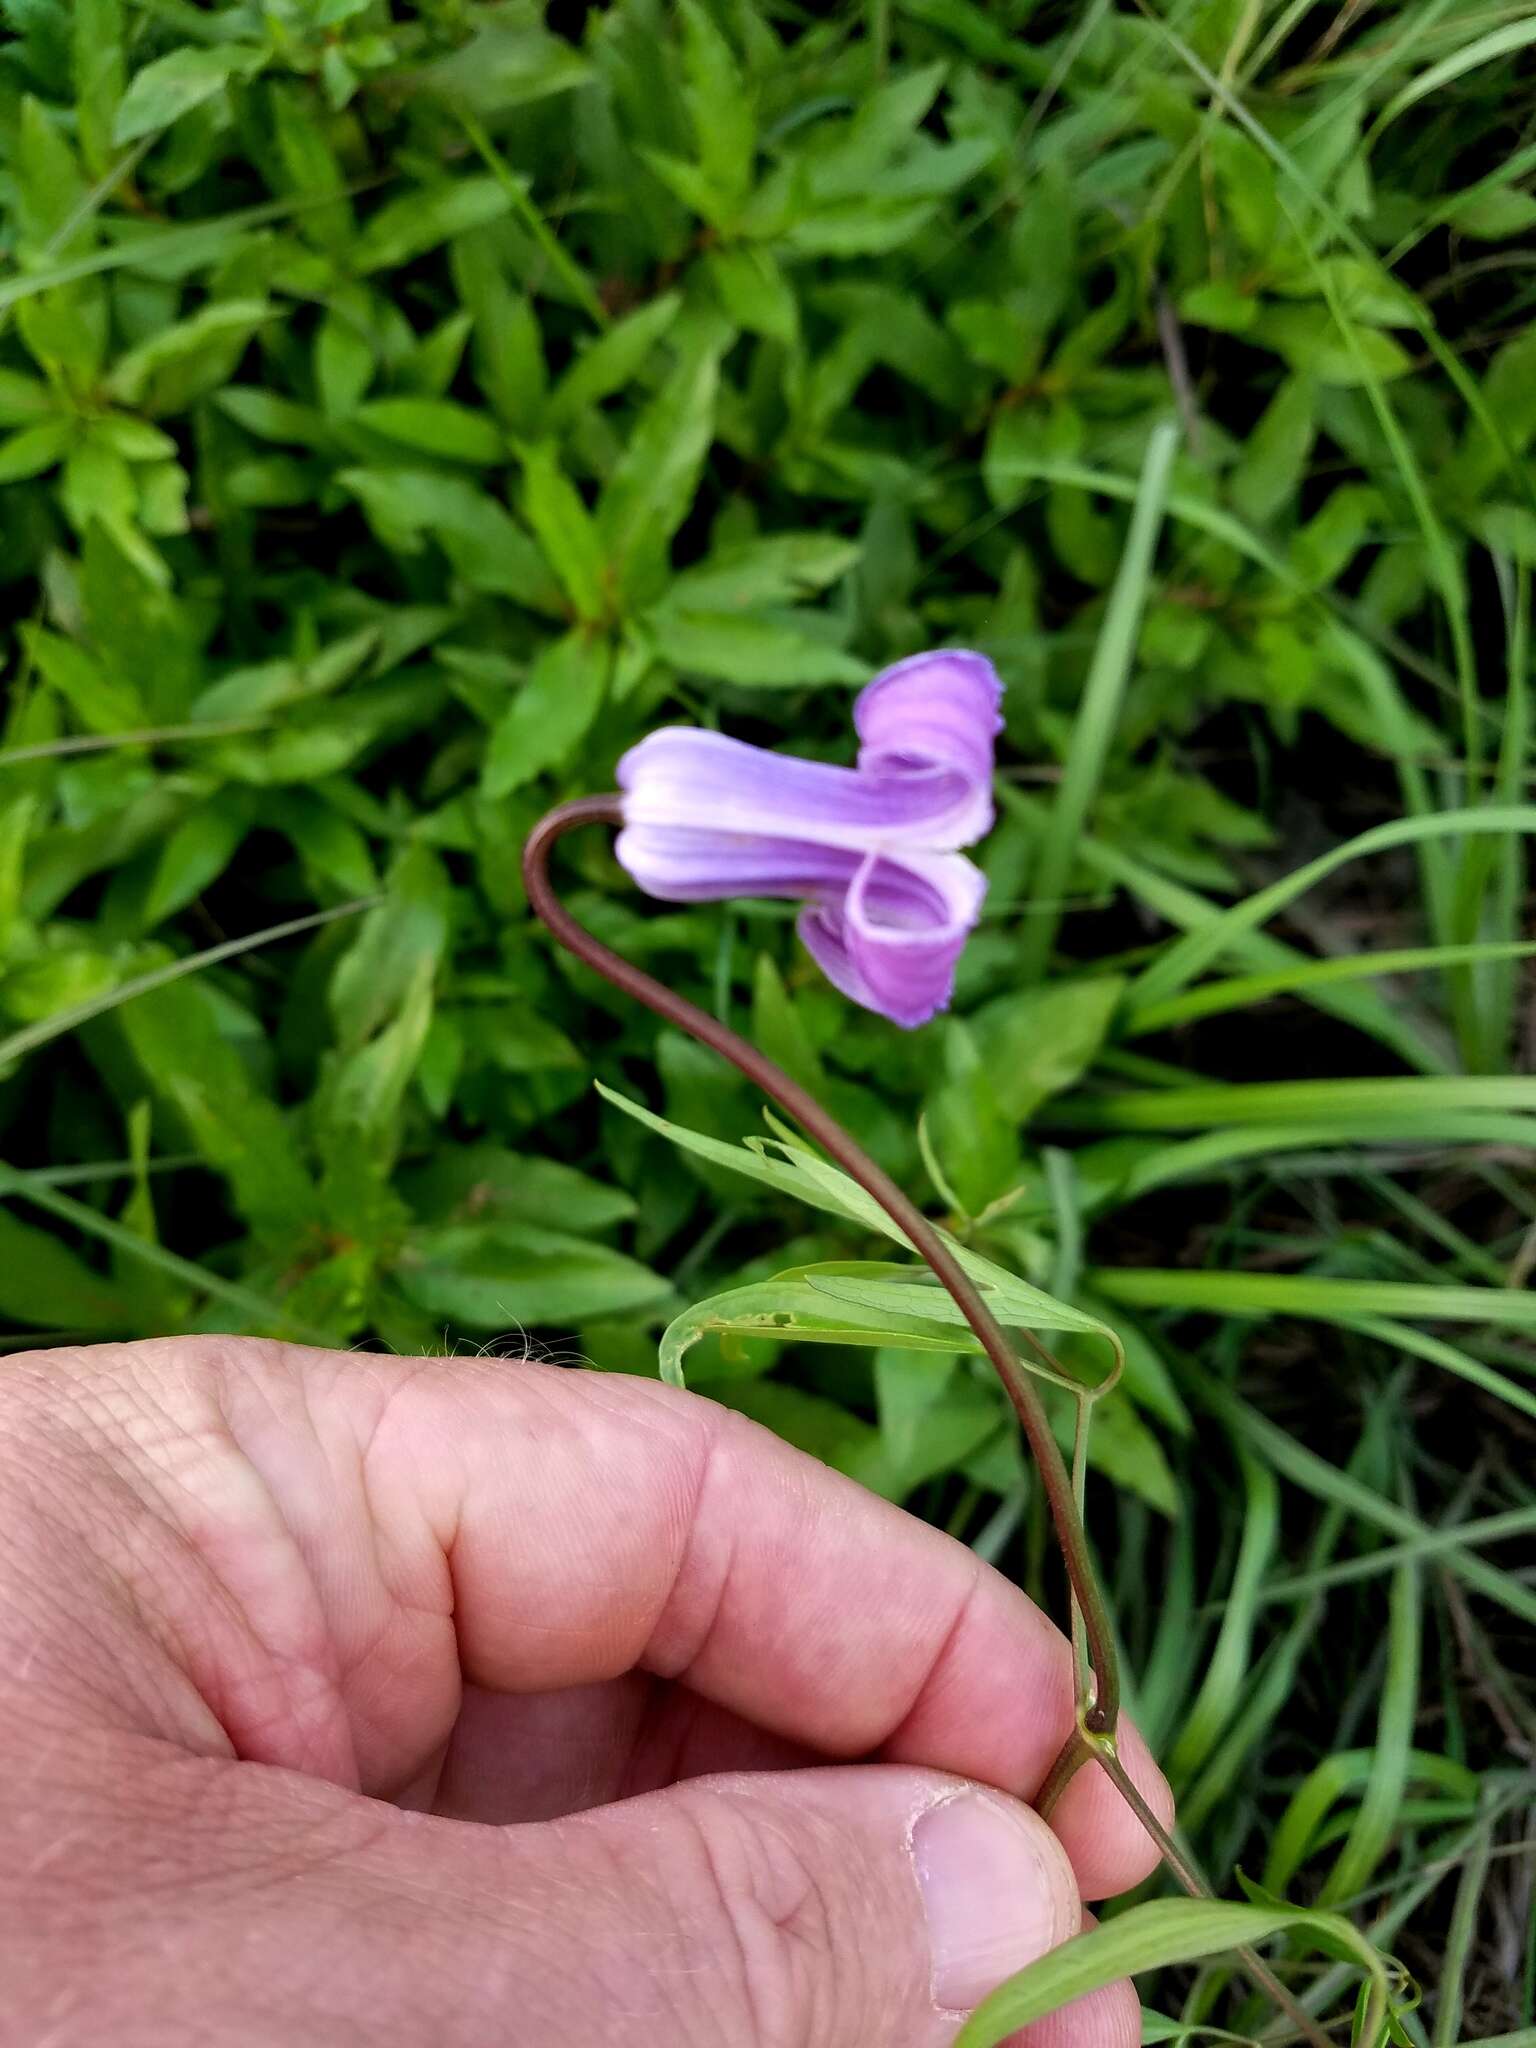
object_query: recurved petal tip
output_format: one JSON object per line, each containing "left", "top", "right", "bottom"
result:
{"left": 854, "top": 649, "right": 1003, "bottom": 848}
{"left": 799, "top": 850, "right": 988, "bottom": 1029}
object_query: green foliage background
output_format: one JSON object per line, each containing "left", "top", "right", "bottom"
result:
{"left": 2, "top": 0, "right": 1534, "bottom": 2035}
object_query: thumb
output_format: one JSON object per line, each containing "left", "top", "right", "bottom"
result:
{"left": 520, "top": 1765, "right": 1083, "bottom": 2046}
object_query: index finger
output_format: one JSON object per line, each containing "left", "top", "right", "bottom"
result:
{"left": 341, "top": 1351, "right": 1171, "bottom": 1896}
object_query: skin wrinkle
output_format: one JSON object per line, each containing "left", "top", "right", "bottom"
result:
{"left": 681, "top": 1791, "right": 813, "bottom": 2048}
{"left": 451, "top": 1365, "right": 705, "bottom": 1686}
{"left": 0, "top": 1389, "right": 233, "bottom": 1758}
{"left": 877, "top": 1556, "right": 990, "bottom": 1761}
{"left": 641, "top": 1399, "right": 740, "bottom": 1687}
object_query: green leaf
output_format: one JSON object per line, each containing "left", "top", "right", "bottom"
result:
{"left": 400, "top": 1144, "right": 635, "bottom": 1233}
{"left": 450, "top": 231, "right": 546, "bottom": 435}
{"left": 483, "top": 631, "right": 610, "bottom": 797}
{"left": 1179, "top": 280, "right": 1257, "bottom": 333}
{"left": 330, "top": 842, "right": 450, "bottom": 1054}
{"left": 217, "top": 386, "right": 332, "bottom": 448}
{"left": 801, "top": 1267, "right": 1116, "bottom": 1381}
{"left": 113, "top": 44, "right": 266, "bottom": 144}
{"left": 1230, "top": 375, "right": 1316, "bottom": 525}
{"left": 272, "top": 792, "right": 377, "bottom": 896}
{"left": 649, "top": 610, "right": 868, "bottom": 688}
{"left": 548, "top": 295, "right": 682, "bottom": 425}
{"left": 597, "top": 1088, "right": 1123, "bottom": 1377}
{"left": 318, "top": 954, "right": 435, "bottom": 1165}
{"left": 397, "top": 1221, "right": 669, "bottom": 1328}
{"left": 874, "top": 1348, "right": 1003, "bottom": 1496}
{"left": 355, "top": 178, "right": 511, "bottom": 273}
{"left": 518, "top": 443, "right": 610, "bottom": 621}
{"left": 676, "top": 0, "right": 755, "bottom": 222}
{"left": 710, "top": 1377, "right": 886, "bottom": 1478}
{"left": 1255, "top": 305, "right": 1412, "bottom": 386}
{"left": 114, "top": 980, "right": 320, "bottom": 1244}
{"left": 923, "top": 1022, "right": 1019, "bottom": 1215}
{"left": 0, "top": 368, "right": 54, "bottom": 425}
{"left": 1444, "top": 186, "right": 1536, "bottom": 241}
{"left": 955, "top": 1898, "right": 1400, "bottom": 2048}
{"left": 0, "top": 417, "right": 72, "bottom": 483}
{"left": 660, "top": 1274, "right": 964, "bottom": 1386}
{"left": 598, "top": 341, "right": 721, "bottom": 604}
{"left": 192, "top": 629, "right": 379, "bottom": 721}
{"left": 72, "top": 0, "right": 126, "bottom": 176}
{"left": 337, "top": 468, "right": 563, "bottom": 614}
{"left": 23, "top": 624, "right": 141, "bottom": 730}
{"left": 352, "top": 397, "right": 506, "bottom": 466}
{"left": 140, "top": 798, "right": 251, "bottom": 928}
{"left": 417, "top": 22, "right": 590, "bottom": 116}
{"left": 107, "top": 300, "right": 271, "bottom": 413}
{"left": 971, "top": 979, "right": 1124, "bottom": 1124}
{"left": 707, "top": 244, "right": 797, "bottom": 342}
{"left": 668, "top": 534, "right": 860, "bottom": 610}
{"left": 0, "top": 1204, "right": 135, "bottom": 1331}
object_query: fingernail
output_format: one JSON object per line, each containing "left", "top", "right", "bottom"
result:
{"left": 913, "top": 1790, "right": 1073, "bottom": 2012}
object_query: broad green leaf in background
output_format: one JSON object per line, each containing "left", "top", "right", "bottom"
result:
{"left": 0, "top": 1204, "right": 138, "bottom": 1331}
{"left": 518, "top": 442, "right": 610, "bottom": 622}
{"left": 112, "top": 980, "right": 320, "bottom": 1245}
{"left": 113, "top": 44, "right": 266, "bottom": 144}
{"left": 396, "top": 1221, "right": 669, "bottom": 1329}
{"left": 597, "top": 340, "right": 722, "bottom": 606}
{"left": 483, "top": 632, "right": 611, "bottom": 798}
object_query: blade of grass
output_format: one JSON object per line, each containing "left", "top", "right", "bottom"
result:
{"left": 1257, "top": 1506, "right": 1536, "bottom": 1606}
{"left": 1166, "top": 1445, "right": 1279, "bottom": 1788}
{"left": 0, "top": 898, "right": 378, "bottom": 1071}
{"left": 1018, "top": 421, "right": 1180, "bottom": 984}
{"left": 1093, "top": 1267, "right": 1536, "bottom": 1334}
{"left": 1177, "top": 1365, "right": 1536, "bottom": 1629}
{"left": 1075, "top": 835, "right": 1449, "bottom": 1074}
{"left": 1062, "top": 1075, "right": 1536, "bottom": 1130}
{"left": 1111, "top": 1120, "right": 1536, "bottom": 1205}
{"left": 1345, "top": 1316, "right": 1536, "bottom": 1424}
{"left": 0, "top": 1166, "right": 321, "bottom": 1341}
{"left": 1143, "top": 12, "right": 1536, "bottom": 530}
{"left": 1369, "top": 19, "right": 1536, "bottom": 141}
{"left": 1265, "top": 1749, "right": 1481, "bottom": 1900}
{"left": 1433, "top": 1813, "right": 1494, "bottom": 2048}
{"left": 1318, "top": 1556, "right": 1421, "bottom": 1905}
{"left": 1359, "top": 1179, "right": 1508, "bottom": 1287}
{"left": 1125, "top": 806, "right": 1536, "bottom": 1021}
{"left": 954, "top": 1897, "right": 1400, "bottom": 2048}
{"left": 0, "top": 717, "right": 267, "bottom": 766}
{"left": 1127, "top": 942, "right": 1536, "bottom": 1037}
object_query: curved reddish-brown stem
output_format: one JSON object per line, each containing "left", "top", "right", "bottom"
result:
{"left": 524, "top": 795, "right": 1119, "bottom": 1730}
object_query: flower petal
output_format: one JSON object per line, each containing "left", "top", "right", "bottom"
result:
{"left": 854, "top": 649, "right": 1004, "bottom": 848}
{"left": 798, "top": 850, "right": 988, "bottom": 1029}
{"left": 619, "top": 696, "right": 992, "bottom": 854}
{"left": 612, "top": 647, "right": 1003, "bottom": 1025}
{"left": 614, "top": 822, "right": 858, "bottom": 904}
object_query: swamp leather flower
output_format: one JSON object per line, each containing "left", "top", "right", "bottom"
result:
{"left": 613, "top": 649, "right": 1003, "bottom": 1028}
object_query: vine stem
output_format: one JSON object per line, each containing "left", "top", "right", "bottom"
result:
{"left": 523, "top": 796, "right": 1120, "bottom": 1734}
{"left": 523, "top": 797, "right": 1336, "bottom": 2048}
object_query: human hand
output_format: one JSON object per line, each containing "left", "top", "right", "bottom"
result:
{"left": 0, "top": 1338, "right": 1171, "bottom": 2046}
